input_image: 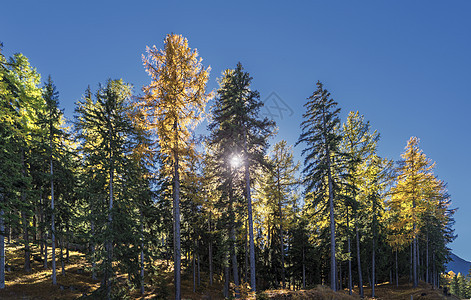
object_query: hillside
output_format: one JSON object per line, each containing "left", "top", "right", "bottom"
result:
{"left": 446, "top": 253, "right": 471, "bottom": 276}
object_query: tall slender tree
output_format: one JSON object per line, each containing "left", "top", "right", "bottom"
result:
{"left": 208, "top": 63, "right": 274, "bottom": 293}
{"left": 41, "top": 76, "right": 63, "bottom": 285}
{"left": 340, "top": 111, "right": 379, "bottom": 296}
{"left": 297, "top": 81, "right": 341, "bottom": 291}
{"left": 389, "top": 137, "right": 436, "bottom": 288}
{"left": 139, "top": 34, "right": 211, "bottom": 300}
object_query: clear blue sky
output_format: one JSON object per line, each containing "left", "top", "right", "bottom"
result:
{"left": 2, "top": 1, "right": 470, "bottom": 260}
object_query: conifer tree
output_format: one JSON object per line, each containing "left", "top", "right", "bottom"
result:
{"left": 139, "top": 34, "right": 211, "bottom": 300}
{"left": 389, "top": 137, "right": 436, "bottom": 288}
{"left": 339, "top": 111, "right": 381, "bottom": 296}
{"left": 208, "top": 63, "right": 274, "bottom": 293}
{"left": 75, "top": 79, "right": 134, "bottom": 298}
{"left": 256, "top": 140, "right": 299, "bottom": 288}
{"left": 40, "top": 75, "right": 63, "bottom": 285}
{"left": 297, "top": 81, "right": 341, "bottom": 291}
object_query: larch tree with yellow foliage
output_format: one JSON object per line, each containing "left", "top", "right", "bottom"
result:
{"left": 139, "top": 34, "right": 211, "bottom": 300}
{"left": 389, "top": 137, "right": 436, "bottom": 288}
{"left": 256, "top": 140, "right": 299, "bottom": 289}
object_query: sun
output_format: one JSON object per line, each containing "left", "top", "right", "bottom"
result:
{"left": 230, "top": 155, "right": 242, "bottom": 168}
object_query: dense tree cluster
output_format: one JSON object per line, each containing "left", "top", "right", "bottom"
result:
{"left": 0, "top": 35, "right": 455, "bottom": 299}
{"left": 444, "top": 271, "right": 471, "bottom": 298}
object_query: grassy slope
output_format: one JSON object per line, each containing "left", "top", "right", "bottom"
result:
{"left": 0, "top": 242, "right": 461, "bottom": 299}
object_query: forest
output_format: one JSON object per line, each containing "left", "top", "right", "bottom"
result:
{"left": 0, "top": 34, "right": 455, "bottom": 299}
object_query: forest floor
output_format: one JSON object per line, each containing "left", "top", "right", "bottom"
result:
{"left": 0, "top": 241, "right": 461, "bottom": 299}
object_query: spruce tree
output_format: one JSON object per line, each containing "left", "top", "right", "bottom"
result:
{"left": 297, "top": 81, "right": 341, "bottom": 291}
{"left": 208, "top": 63, "right": 274, "bottom": 293}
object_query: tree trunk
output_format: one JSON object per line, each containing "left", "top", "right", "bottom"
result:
{"left": 372, "top": 198, "right": 376, "bottom": 298}
{"left": 50, "top": 152, "right": 57, "bottom": 284}
{"left": 91, "top": 220, "right": 96, "bottom": 280}
{"left": 302, "top": 245, "right": 306, "bottom": 289}
{"left": 192, "top": 249, "right": 196, "bottom": 293}
{"left": 276, "top": 170, "right": 286, "bottom": 289}
{"left": 417, "top": 235, "right": 420, "bottom": 281}
{"left": 426, "top": 231, "right": 429, "bottom": 284}
{"left": 223, "top": 253, "right": 229, "bottom": 299}
{"left": 140, "top": 210, "right": 145, "bottom": 295}
{"left": 327, "top": 158, "right": 336, "bottom": 291}
{"left": 44, "top": 231, "right": 48, "bottom": 269}
{"left": 229, "top": 178, "right": 240, "bottom": 297}
{"left": 208, "top": 214, "right": 213, "bottom": 286}
{"left": 66, "top": 224, "right": 69, "bottom": 263}
{"left": 395, "top": 249, "right": 399, "bottom": 287}
{"left": 173, "top": 119, "right": 182, "bottom": 300}
{"left": 245, "top": 217, "right": 249, "bottom": 284}
{"left": 60, "top": 237, "right": 65, "bottom": 275}
{"left": 412, "top": 196, "right": 417, "bottom": 287}
{"left": 0, "top": 208, "right": 5, "bottom": 289}
{"left": 197, "top": 242, "right": 201, "bottom": 287}
{"left": 347, "top": 207, "right": 352, "bottom": 295}
{"left": 23, "top": 211, "right": 31, "bottom": 272}
{"left": 413, "top": 235, "right": 417, "bottom": 287}
{"left": 432, "top": 250, "right": 436, "bottom": 288}
{"left": 409, "top": 243, "right": 412, "bottom": 283}
{"left": 21, "top": 151, "right": 31, "bottom": 273}
{"left": 355, "top": 213, "right": 363, "bottom": 297}
{"left": 243, "top": 127, "right": 256, "bottom": 292}
{"left": 372, "top": 230, "right": 376, "bottom": 298}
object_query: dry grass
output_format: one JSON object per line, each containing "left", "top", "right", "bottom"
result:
{"left": 265, "top": 281, "right": 460, "bottom": 300}
{"left": 0, "top": 242, "right": 100, "bottom": 299}
{"left": 0, "top": 243, "right": 461, "bottom": 299}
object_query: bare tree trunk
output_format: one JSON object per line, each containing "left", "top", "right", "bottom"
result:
{"left": 245, "top": 217, "right": 249, "bottom": 285}
{"left": 396, "top": 249, "right": 399, "bottom": 287}
{"left": 413, "top": 234, "right": 417, "bottom": 287}
{"left": 105, "top": 125, "right": 114, "bottom": 300}
{"left": 372, "top": 231, "right": 376, "bottom": 298}
{"left": 426, "top": 231, "right": 429, "bottom": 284}
{"left": 33, "top": 214, "right": 37, "bottom": 243}
{"left": 347, "top": 207, "right": 352, "bottom": 295}
{"left": 66, "top": 224, "right": 69, "bottom": 263}
{"left": 39, "top": 194, "right": 44, "bottom": 259}
{"left": 173, "top": 120, "right": 181, "bottom": 300}
{"left": 140, "top": 210, "right": 145, "bottom": 295}
{"left": 276, "top": 170, "right": 286, "bottom": 290}
{"left": 372, "top": 199, "right": 376, "bottom": 298}
{"left": 21, "top": 151, "right": 31, "bottom": 273}
{"left": 22, "top": 211, "right": 31, "bottom": 272}
{"left": 0, "top": 208, "right": 5, "bottom": 289}
{"left": 432, "top": 250, "right": 436, "bottom": 288}
{"left": 327, "top": 158, "right": 336, "bottom": 291}
{"left": 302, "top": 245, "right": 306, "bottom": 289}
{"left": 243, "top": 128, "right": 256, "bottom": 292}
{"left": 44, "top": 231, "right": 48, "bottom": 269}
{"left": 229, "top": 178, "right": 240, "bottom": 297}
{"left": 197, "top": 242, "right": 201, "bottom": 288}
{"left": 50, "top": 153, "right": 56, "bottom": 284}
{"left": 412, "top": 197, "right": 417, "bottom": 287}
{"left": 208, "top": 214, "right": 213, "bottom": 286}
{"left": 223, "top": 253, "right": 229, "bottom": 298}
{"left": 409, "top": 243, "right": 412, "bottom": 283}
{"left": 60, "top": 237, "right": 65, "bottom": 275}
{"left": 91, "top": 220, "right": 96, "bottom": 280}
{"left": 193, "top": 249, "right": 196, "bottom": 293}
{"left": 417, "top": 235, "right": 420, "bottom": 281}
{"left": 355, "top": 214, "right": 363, "bottom": 297}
